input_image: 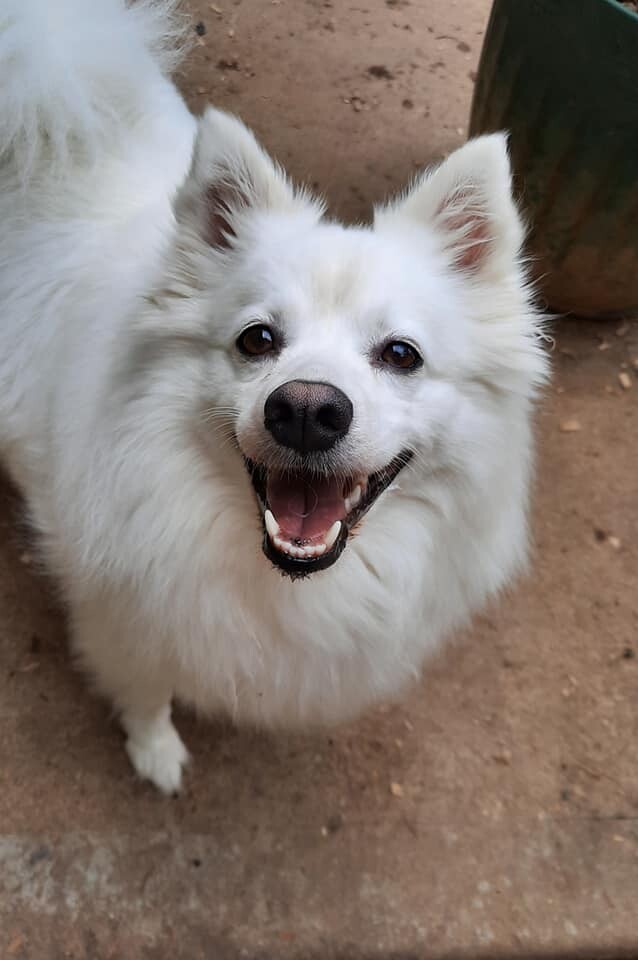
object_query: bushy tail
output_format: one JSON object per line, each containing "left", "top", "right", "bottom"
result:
{"left": 0, "top": 0, "right": 187, "bottom": 176}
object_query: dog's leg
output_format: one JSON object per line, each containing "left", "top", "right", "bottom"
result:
{"left": 121, "top": 697, "right": 189, "bottom": 796}
{"left": 71, "top": 604, "right": 189, "bottom": 794}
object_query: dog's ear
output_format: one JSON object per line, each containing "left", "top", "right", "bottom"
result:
{"left": 175, "top": 108, "right": 318, "bottom": 251}
{"left": 375, "top": 134, "right": 524, "bottom": 278}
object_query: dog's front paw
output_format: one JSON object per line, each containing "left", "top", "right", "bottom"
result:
{"left": 125, "top": 723, "right": 190, "bottom": 795}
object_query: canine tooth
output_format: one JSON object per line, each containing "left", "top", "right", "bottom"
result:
{"left": 345, "top": 484, "right": 362, "bottom": 513}
{"left": 264, "top": 509, "right": 280, "bottom": 539}
{"left": 324, "top": 520, "right": 341, "bottom": 550}
{"left": 314, "top": 543, "right": 326, "bottom": 556}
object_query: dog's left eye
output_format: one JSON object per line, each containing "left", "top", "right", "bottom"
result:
{"left": 380, "top": 340, "right": 422, "bottom": 372}
{"left": 237, "top": 323, "right": 277, "bottom": 358}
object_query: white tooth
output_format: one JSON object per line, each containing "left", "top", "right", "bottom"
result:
{"left": 324, "top": 520, "right": 341, "bottom": 551}
{"left": 315, "top": 543, "right": 326, "bottom": 556}
{"left": 345, "top": 484, "right": 362, "bottom": 513}
{"left": 264, "top": 509, "right": 280, "bottom": 540}
{"left": 275, "top": 537, "right": 293, "bottom": 554}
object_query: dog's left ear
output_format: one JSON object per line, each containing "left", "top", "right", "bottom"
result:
{"left": 375, "top": 134, "right": 524, "bottom": 278}
{"left": 175, "top": 108, "right": 319, "bottom": 251}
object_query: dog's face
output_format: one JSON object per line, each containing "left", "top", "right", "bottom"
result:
{"left": 167, "top": 110, "right": 544, "bottom": 578}
{"left": 208, "top": 224, "right": 444, "bottom": 577}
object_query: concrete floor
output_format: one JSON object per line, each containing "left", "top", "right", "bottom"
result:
{"left": 2, "top": 1, "right": 638, "bottom": 957}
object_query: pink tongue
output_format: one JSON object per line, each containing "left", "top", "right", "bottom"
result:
{"left": 267, "top": 473, "right": 346, "bottom": 541}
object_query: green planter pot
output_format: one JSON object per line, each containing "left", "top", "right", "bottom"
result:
{"left": 470, "top": 0, "right": 638, "bottom": 318}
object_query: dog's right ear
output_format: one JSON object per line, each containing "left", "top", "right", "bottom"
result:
{"left": 175, "top": 109, "right": 319, "bottom": 252}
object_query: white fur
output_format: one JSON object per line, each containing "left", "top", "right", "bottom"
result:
{"left": 0, "top": 0, "right": 548, "bottom": 792}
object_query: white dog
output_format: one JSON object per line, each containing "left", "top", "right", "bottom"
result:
{"left": 0, "top": 0, "right": 547, "bottom": 792}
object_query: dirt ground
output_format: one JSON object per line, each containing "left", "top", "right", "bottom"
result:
{"left": 2, "top": 1, "right": 637, "bottom": 957}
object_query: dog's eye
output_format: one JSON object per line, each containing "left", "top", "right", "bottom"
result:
{"left": 237, "top": 324, "right": 277, "bottom": 358}
{"left": 380, "top": 340, "right": 422, "bottom": 372}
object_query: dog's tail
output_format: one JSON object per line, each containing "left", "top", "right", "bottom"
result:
{"left": 0, "top": 0, "right": 187, "bottom": 178}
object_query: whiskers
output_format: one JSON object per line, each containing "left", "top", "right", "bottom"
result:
{"left": 199, "top": 404, "right": 239, "bottom": 454}
{"left": 402, "top": 444, "right": 432, "bottom": 476}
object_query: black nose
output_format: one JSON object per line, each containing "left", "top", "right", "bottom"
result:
{"left": 264, "top": 380, "right": 353, "bottom": 453}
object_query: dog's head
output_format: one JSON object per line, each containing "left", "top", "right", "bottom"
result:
{"left": 157, "top": 109, "right": 546, "bottom": 579}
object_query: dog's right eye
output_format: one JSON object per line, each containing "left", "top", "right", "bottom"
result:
{"left": 236, "top": 324, "right": 277, "bottom": 358}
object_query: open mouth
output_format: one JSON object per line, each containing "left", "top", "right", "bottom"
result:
{"left": 244, "top": 452, "right": 412, "bottom": 579}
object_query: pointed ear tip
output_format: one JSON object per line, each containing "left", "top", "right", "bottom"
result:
{"left": 192, "top": 108, "right": 272, "bottom": 185}
{"left": 194, "top": 108, "right": 236, "bottom": 158}
{"left": 198, "top": 106, "right": 251, "bottom": 140}
{"left": 459, "top": 132, "right": 511, "bottom": 169}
